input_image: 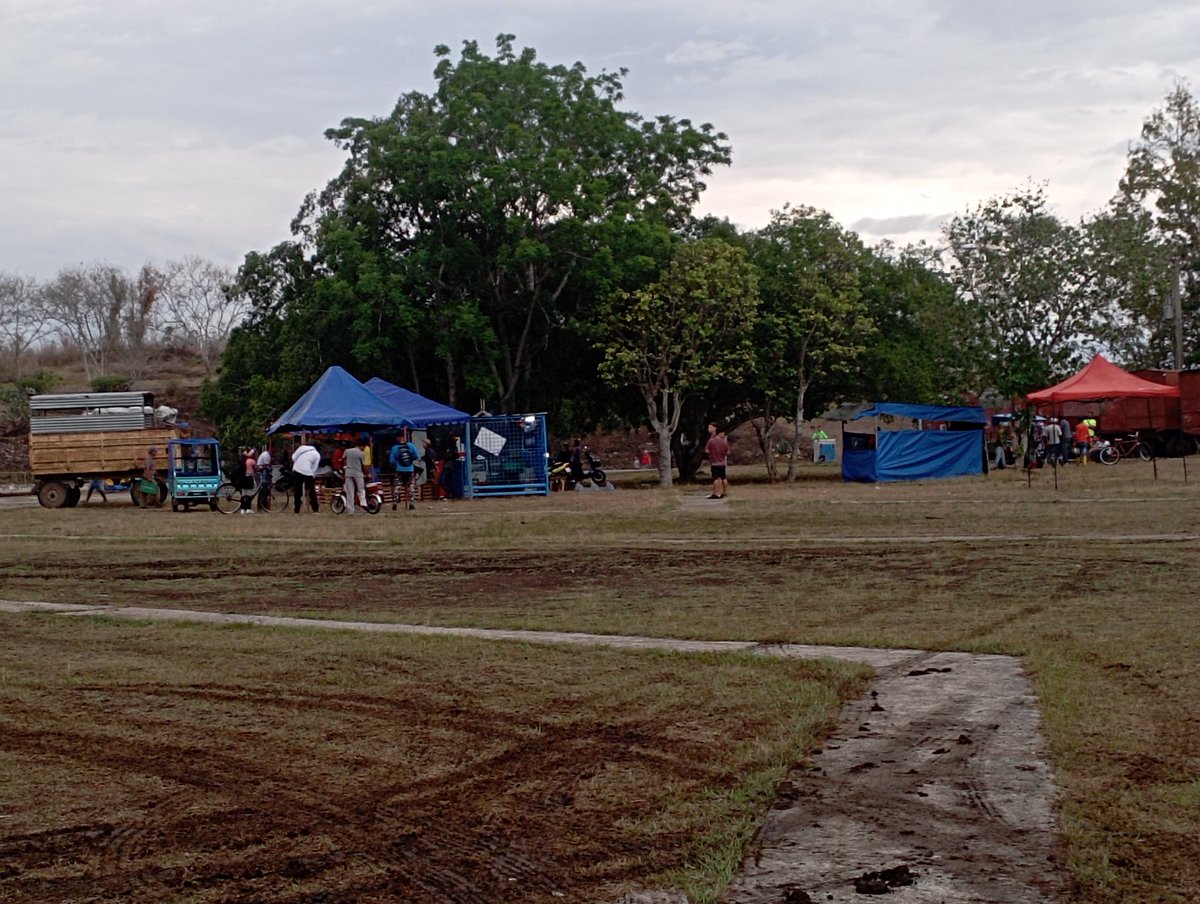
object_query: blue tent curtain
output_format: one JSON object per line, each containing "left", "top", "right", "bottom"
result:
{"left": 842, "top": 446, "right": 878, "bottom": 482}
{"left": 874, "top": 430, "right": 982, "bottom": 482}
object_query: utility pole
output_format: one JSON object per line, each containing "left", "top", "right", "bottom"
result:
{"left": 1170, "top": 258, "right": 1184, "bottom": 369}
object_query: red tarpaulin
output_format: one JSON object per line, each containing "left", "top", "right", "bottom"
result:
{"left": 1026, "top": 354, "right": 1180, "bottom": 404}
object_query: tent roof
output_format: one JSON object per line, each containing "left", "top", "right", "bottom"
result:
{"left": 268, "top": 366, "right": 413, "bottom": 434}
{"left": 363, "top": 378, "right": 470, "bottom": 427}
{"left": 849, "top": 402, "right": 987, "bottom": 424}
{"left": 1026, "top": 354, "right": 1180, "bottom": 404}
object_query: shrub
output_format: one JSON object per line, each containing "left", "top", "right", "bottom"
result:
{"left": 90, "top": 375, "right": 132, "bottom": 393}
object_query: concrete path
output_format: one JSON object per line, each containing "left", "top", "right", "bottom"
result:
{"left": 0, "top": 599, "right": 1065, "bottom": 903}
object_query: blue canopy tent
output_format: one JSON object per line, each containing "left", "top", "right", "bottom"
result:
{"left": 267, "top": 366, "right": 412, "bottom": 434}
{"left": 841, "top": 402, "right": 987, "bottom": 483}
{"left": 363, "top": 378, "right": 469, "bottom": 427}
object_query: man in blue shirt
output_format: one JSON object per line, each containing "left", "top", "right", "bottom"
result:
{"left": 388, "top": 429, "right": 421, "bottom": 511}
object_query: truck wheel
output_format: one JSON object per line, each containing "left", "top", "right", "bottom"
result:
{"left": 1167, "top": 434, "right": 1197, "bottom": 457}
{"left": 65, "top": 486, "right": 82, "bottom": 507}
{"left": 130, "top": 484, "right": 143, "bottom": 507}
{"left": 37, "top": 481, "right": 70, "bottom": 509}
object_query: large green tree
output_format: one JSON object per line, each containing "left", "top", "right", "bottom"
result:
{"left": 849, "top": 242, "right": 975, "bottom": 404}
{"left": 213, "top": 35, "right": 731, "bottom": 432}
{"left": 596, "top": 238, "right": 759, "bottom": 487}
{"left": 1118, "top": 84, "right": 1200, "bottom": 366}
{"left": 746, "top": 206, "right": 874, "bottom": 480}
{"left": 1084, "top": 196, "right": 1177, "bottom": 369}
{"left": 943, "top": 185, "right": 1101, "bottom": 397}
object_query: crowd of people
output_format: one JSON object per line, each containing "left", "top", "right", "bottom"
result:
{"left": 991, "top": 416, "right": 1100, "bottom": 470}
{"left": 235, "top": 429, "right": 461, "bottom": 514}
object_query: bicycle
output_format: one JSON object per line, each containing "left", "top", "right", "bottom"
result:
{"left": 214, "top": 473, "right": 290, "bottom": 514}
{"left": 1097, "top": 433, "right": 1154, "bottom": 465}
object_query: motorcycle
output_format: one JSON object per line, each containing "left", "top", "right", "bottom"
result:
{"left": 329, "top": 470, "right": 383, "bottom": 514}
{"left": 549, "top": 449, "right": 607, "bottom": 490}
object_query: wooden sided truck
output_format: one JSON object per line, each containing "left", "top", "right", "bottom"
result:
{"left": 29, "top": 391, "right": 184, "bottom": 508}
{"left": 1059, "top": 369, "right": 1200, "bottom": 457}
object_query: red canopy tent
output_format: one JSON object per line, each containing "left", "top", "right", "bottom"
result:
{"left": 1027, "top": 354, "right": 1179, "bottom": 404}
{"left": 1026, "top": 354, "right": 1182, "bottom": 486}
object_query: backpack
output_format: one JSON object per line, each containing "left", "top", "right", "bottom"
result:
{"left": 393, "top": 441, "right": 415, "bottom": 468}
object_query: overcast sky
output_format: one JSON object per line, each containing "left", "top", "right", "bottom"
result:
{"left": 2, "top": 0, "right": 1198, "bottom": 279}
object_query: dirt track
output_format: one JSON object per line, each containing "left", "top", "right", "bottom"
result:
{"left": 1, "top": 600, "right": 1065, "bottom": 902}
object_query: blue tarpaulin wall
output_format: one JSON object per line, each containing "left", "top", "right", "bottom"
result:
{"left": 843, "top": 430, "right": 983, "bottom": 482}
{"left": 842, "top": 402, "right": 985, "bottom": 483}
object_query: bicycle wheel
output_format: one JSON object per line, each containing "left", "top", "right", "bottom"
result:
{"left": 261, "top": 484, "right": 289, "bottom": 513}
{"left": 214, "top": 482, "right": 243, "bottom": 514}
{"left": 330, "top": 494, "right": 346, "bottom": 515}
{"left": 1098, "top": 446, "right": 1120, "bottom": 466}
{"left": 1136, "top": 443, "right": 1153, "bottom": 462}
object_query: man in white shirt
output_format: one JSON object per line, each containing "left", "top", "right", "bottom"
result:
{"left": 291, "top": 442, "right": 321, "bottom": 513}
{"left": 255, "top": 446, "right": 273, "bottom": 510}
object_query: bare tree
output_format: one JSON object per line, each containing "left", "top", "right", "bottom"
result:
{"left": 156, "top": 257, "right": 248, "bottom": 376}
{"left": 123, "top": 266, "right": 161, "bottom": 383}
{"left": 0, "top": 273, "right": 50, "bottom": 379}
{"left": 40, "top": 264, "right": 129, "bottom": 382}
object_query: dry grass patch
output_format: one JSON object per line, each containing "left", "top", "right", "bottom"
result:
{"left": 3, "top": 462, "right": 1200, "bottom": 900}
{"left": 0, "top": 615, "right": 864, "bottom": 904}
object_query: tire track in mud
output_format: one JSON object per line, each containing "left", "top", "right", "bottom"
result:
{"left": 0, "top": 599, "right": 1066, "bottom": 903}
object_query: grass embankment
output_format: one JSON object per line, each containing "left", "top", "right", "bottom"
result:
{"left": 2, "top": 458, "right": 1199, "bottom": 901}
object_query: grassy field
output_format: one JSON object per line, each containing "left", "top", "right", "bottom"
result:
{"left": 2, "top": 458, "right": 1199, "bottom": 901}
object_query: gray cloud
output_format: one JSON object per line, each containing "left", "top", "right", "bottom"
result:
{"left": 2, "top": 1, "right": 1198, "bottom": 277}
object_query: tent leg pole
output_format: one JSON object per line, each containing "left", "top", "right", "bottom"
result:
{"left": 1053, "top": 458, "right": 1058, "bottom": 492}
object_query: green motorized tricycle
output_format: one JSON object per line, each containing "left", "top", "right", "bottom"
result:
{"left": 166, "top": 438, "right": 223, "bottom": 512}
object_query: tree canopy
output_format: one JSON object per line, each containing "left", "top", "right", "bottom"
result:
{"left": 205, "top": 35, "right": 730, "bottom": 437}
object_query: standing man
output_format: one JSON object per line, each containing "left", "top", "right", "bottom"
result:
{"left": 255, "top": 445, "right": 273, "bottom": 510}
{"left": 1073, "top": 418, "right": 1091, "bottom": 465}
{"left": 705, "top": 422, "right": 730, "bottom": 500}
{"left": 361, "top": 434, "right": 378, "bottom": 483}
{"left": 1044, "top": 418, "right": 1063, "bottom": 465}
{"left": 291, "top": 441, "right": 321, "bottom": 512}
{"left": 343, "top": 437, "right": 368, "bottom": 513}
{"left": 389, "top": 429, "right": 420, "bottom": 510}
{"left": 239, "top": 447, "right": 256, "bottom": 513}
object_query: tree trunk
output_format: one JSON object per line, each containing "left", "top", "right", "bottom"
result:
{"left": 644, "top": 387, "right": 683, "bottom": 487}
{"left": 786, "top": 382, "right": 808, "bottom": 482}
{"left": 752, "top": 413, "right": 780, "bottom": 481}
{"left": 656, "top": 420, "right": 673, "bottom": 487}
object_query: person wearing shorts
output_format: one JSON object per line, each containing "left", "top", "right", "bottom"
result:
{"left": 705, "top": 422, "right": 730, "bottom": 499}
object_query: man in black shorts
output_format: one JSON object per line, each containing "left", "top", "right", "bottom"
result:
{"left": 705, "top": 422, "right": 730, "bottom": 499}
